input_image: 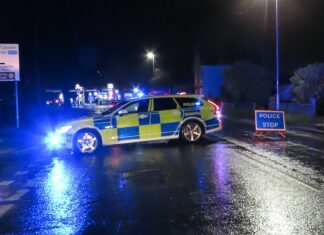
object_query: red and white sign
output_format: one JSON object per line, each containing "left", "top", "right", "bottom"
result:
{"left": 0, "top": 44, "right": 20, "bottom": 81}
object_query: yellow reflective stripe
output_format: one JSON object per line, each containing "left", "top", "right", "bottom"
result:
{"left": 148, "top": 99, "right": 153, "bottom": 112}
{"left": 139, "top": 125, "right": 151, "bottom": 139}
{"left": 200, "top": 107, "right": 213, "bottom": 119}
{"left": 172, "top": 98, "right": 181, "bottom": 109}
{"left": 159, "top": 110, "right": 182, "bottom": 123}
{"left": 100, "top": 128, "right": 118, "bottom": 144}
{"left": 150, "top": 124, "right": 161, "bottom": 138}
{"left": 77, "top": 117, "right": 95, "bottom": 127}
{"left": 116, "top": 114, "right": 139, "bottom": 128}
{"left": 150, "top": 98, "right": 154, "bottom": 111}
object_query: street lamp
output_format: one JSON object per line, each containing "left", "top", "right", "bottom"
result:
{"left": 275, "top": 0, "right": 280, "bottom": 110}
{"left": 259, "top": 0, "right": 280, "bottom": 110}
{"left": 146, "top": 51, "right": 155, "bottom": 76}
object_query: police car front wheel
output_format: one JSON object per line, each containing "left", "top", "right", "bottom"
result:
{"left": 181, "top": 121, "right": 203, "bottom": 142}
{"left": 74, "top": 130, "right": 101, "bottom": 154}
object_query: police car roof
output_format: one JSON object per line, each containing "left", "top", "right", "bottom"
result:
{"left": 146, "top": 94, "right": 201, "bottom": 99}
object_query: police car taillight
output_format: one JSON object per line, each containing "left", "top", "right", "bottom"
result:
{"left": 207, "top": 99, "right": 222, "bottom": 119}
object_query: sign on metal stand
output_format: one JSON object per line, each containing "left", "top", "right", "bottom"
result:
{"left": 0, "top": 44, "right": 20, "bottom": 128}
{"left": 254, "top": 110, "right": 286, "bottom": 139}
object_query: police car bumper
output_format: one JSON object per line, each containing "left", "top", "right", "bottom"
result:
{"left": 205, "top": 120, "right": 222, "bottom": 134}
{"left": 44, "top": 132, "right": 73, "bottom": 150}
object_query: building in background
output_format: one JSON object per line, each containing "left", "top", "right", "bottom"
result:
{"left": 201, "top": 65, "right": 231, "bottom": 99}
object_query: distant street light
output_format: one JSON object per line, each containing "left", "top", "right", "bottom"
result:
{"left": 146, "top": 51, "right": 155, "bottom": 77}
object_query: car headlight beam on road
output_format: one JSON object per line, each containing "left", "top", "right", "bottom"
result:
{"left": 56, "top": 125, "right": 72, "bottom": 134}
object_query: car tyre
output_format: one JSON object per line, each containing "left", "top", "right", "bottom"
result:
{"left": 73, "top": 129, "right": 102, "bottom": 155}
{"left": 181, "top": 120, "right": 204, "bottom": 143}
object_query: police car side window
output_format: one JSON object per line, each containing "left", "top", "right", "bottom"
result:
{"left": 124, "top": 99, "right": 149, "bottom": 113}
{"left": 153, "top": 98, "right": 177, "bottom": 111}
{"left": 175, "top": 97, "right": 202, "bottom": 108}
{"left": 137, "top": 99, "right": 149, "bottom": 112}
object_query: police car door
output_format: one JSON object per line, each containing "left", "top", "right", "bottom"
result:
{"left": 151, "top": 97, "right": 182, "bottom": 138}
{"left": 115, "top": 99, "right": 150, "bottom": 142}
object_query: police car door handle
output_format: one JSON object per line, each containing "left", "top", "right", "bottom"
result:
{"left": 139, "top": 114, "right": 148, "bottom": 119}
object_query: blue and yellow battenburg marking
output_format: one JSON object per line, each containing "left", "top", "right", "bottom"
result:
{"left": 93, "top": 102, "right": 220, "bottom": 144}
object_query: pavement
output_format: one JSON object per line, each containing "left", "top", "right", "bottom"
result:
{"left": 0, "top": 127, "right": 42, "bottom": 158}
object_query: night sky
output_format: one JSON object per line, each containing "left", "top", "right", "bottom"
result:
{"left": 1, "top": 0, "right": 323, "bottom": 92}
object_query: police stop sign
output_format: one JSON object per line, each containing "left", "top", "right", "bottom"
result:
{"left": 255, "top": 110, "right": 286, "bottom": 132}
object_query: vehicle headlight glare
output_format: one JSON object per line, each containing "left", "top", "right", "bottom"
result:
{"left": 44, "top": 132, "right": 64, "bottom": 149}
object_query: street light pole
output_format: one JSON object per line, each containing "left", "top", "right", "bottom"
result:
{"left": 152, "top": 56, "right": 155, "bottom": 74}
{"left": 275, "top": 0, "right": 280, "bottom": 110}
{"left": 146, "top": 51, "right": 155, "bottom": 78}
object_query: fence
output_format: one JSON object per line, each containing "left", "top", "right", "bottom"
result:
{"left": 223, "top": 101, "right": 316, "bottom": 117}
{"left": 269, "top": 97, "right": 316, "bottom": 116}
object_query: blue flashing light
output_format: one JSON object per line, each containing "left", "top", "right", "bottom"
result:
{"left": 138, "top": 92, "right": 144, "bottom": 98}
{"left": 195, "top": 102, "right": 201, "bottom": 106}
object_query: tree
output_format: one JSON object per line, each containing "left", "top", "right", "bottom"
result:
{"left": 289, "top": 63, "right": 324, "bottom": 103}
{"left": 221, "top": 62, "right": 273, "bottom": 104}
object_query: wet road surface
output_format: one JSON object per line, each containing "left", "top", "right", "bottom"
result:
{"left": 0, "top": 118, "right": 323, "bottom": 234}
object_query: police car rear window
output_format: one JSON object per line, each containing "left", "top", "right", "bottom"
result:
{"left": 153, "top": 98, "right": 177, "bottom": 111}
{"left": 175, "top": 97, "right": 203, "bottom": 108}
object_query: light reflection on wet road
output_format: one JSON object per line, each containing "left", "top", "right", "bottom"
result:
{"left": 0, "top": 118, "right": 323, "bottom": 234}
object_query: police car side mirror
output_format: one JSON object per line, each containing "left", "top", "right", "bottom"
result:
{"left": 118, "top": 109, "right": 128, "bottom": 116}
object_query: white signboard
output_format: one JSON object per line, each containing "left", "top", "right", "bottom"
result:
{"left": 0, "top": 44, "right": 20, "bottom": 81}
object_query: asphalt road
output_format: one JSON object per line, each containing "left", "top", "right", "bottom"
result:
{"left": 0, "top": 118, "right": 323, "bottom": 234}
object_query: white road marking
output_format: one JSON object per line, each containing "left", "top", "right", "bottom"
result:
{"left": 0, "top": 148, "right": 15, "bottom": 155}
{"left": 25, "top": 180, "right": 36, "bottom": 188}
{"left": 0, "top": 204, "right": 14, "bottom": 218}
{"left": 296, "top": 127, "right": 324, "bottom": 134}
{"left": 220, "top": 136, "right": 322, "bottom": 193}
{"left": 14, "top": 146, "right": 39, "bottom": 154}
{"left": 0, "top": 180, "right": 14, "bottom": 186}
{"left": 287, "top": 141, "right": 324, "bottom": 156}
{"left": 0, "top": 189, "right": 29, "bottom": 202}
{"left": 14, "top": 171, "right": 28, "bottom": 176}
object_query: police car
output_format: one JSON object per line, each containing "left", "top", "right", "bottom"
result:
{"left": 47, "top": 95, "right": 222, "bottom": 154}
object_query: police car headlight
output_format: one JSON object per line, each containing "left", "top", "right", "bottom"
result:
{"left": 56, "top": 125, "right": 72, "bottom": 134}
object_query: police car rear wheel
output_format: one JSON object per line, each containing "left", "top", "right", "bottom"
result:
{"left": 181, "top": 121, "right": 203, "bottom": 142}
{"left": 74, "top": 130, "right": 100, "bottom": 154}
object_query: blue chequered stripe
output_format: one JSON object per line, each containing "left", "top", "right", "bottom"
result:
{"left": 150, "top": 112, "right": 160, "bottom": 124}
{"left": 94, "top": 117, "right": 111, "bottom": 130}
{"left": 205, "top": 118, "right": 219, "bottom": 130}
{"left": 139, "top": 112, "right": 150, "bottom": 125}
{"left": 161, "top": 122, "right": 180, "bottom": 136}
{"left": 117, "top": 126, "right": 140, "bottom": 141}
{"left": 111, "top": 117, "right": 117, "bottom": 128}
